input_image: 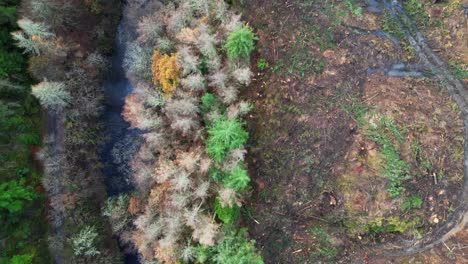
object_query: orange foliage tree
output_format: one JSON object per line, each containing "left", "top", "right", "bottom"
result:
{"left": 151, "top": 50, "right": 179, "bottom": 95}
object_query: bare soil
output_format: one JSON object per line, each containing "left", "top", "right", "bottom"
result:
{"left": 238, "top": 0, "right": 466, "bottom": 263}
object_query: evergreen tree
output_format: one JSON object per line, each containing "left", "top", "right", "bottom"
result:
{"left": 31, "top": 81, "right": 70, "bottom": 111}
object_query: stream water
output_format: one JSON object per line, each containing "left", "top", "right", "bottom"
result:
{"left": 101, "top": 25, "right": 137, "bottom": 196}
{"left": 101, "top": 24, "right": 140, "bottom": 264}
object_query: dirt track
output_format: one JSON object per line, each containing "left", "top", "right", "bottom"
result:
{"left": 375, "top": 0, "right": 468, "bottom": 256}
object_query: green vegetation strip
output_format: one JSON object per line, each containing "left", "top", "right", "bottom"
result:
{"left": 0, "top": 1, "right": 51, "bottom": 263}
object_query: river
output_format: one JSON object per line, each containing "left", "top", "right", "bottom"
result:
{"left": 101, "top": 22, "right": 140, "bottom": 264}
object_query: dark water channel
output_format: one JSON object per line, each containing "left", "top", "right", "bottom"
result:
{"left": 101, "top": 24, "right": 140, "bottom": 264}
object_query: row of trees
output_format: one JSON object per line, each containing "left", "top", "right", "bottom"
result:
{"left": 103, "top": 0, "right": 262, "bottom": 262}
{"left": 11, "top": 0, "right": 123, "bottom": 262}
{"left": 0, "top": 0, "right": 50, "bottom": 262}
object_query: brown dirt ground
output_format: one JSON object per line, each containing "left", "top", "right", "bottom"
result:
{"left": 238, "top": 0, "right": 466, "bottom": 263}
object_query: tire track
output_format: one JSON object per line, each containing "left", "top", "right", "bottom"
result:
{"left": 373, "top": 0, "right": 468, "bottom": 256}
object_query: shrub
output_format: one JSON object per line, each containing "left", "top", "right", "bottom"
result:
{"left": 214, "top": 198, "right": 239, "bottom": 224}
{"left": 401, "top": 195, "right": 423, "bottom": 211}
{"left": 223, "top": 164, "right": 250, "bottom": 191}
{"left": 71, "top": 226, "right": 100, "bottom": 257}
{"left": 31, "top": 81, "right": 70, "bottom": 111}
{"left": 345, "top": 0, "right": 363, "bottom": 18}
{"left": 206, "top": 118, "right": 248, "bottom": 162}
{"left": 201, "top": 92, "right": 217, "bottom": 113}
{"left": 366, "top": 217, "right": 420, "bottom": 234}
{"left": 256, "top": 58, "right": 267, "bottom": 71}
{"left": 151, "top": 50, "right": 179, "bottom": 95}
{"left": 196, "top": 227, "right": 263, "bottom": 264}
{"left": 224, "top": 25, "right": 255, "bottom": 60}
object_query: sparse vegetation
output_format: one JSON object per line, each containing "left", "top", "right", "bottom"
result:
{"left": 362, "top": 113, "right": 410, "bottom": 197}
{"left": 345, "top": 0, "right": 362, "bottom": 18}
{"left": 381, "top": 13, "right": 405, "bottom": 40}
{"left": 366, "top": 217, "right": 421, "bottom": 235}
{"left": 257, "top": 58, "right": 267, "bottom": 71}
{"left": 449, "top": 62, "right": 468, "bottom": 80}
{"left": 401, "top": 195, "right": 423, "bottom": 211}
{"left": 308, "top": 227, "right": 338, "bottom": 260}
{"left": 195, "top": 227, "right": 263, "bottom": 264}
{"left": 403, "top": 0, "right": 430, "bottom": 28}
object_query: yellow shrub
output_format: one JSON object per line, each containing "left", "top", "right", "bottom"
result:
{"left": 151, "top": 50, "right": 179, "bottom": 95}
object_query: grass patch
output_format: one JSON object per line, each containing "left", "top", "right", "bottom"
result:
{"left": 366, "top": 217, "right": 421, "bottom": 234}
{"left": 365, "top": 114, "right": 409, "bottom": 197}
{"left": 401, "top": 195, "right": 423, "bottom": 211}
{"left": 345, "top": 0, "right": 362, "bottom": 18}
{"left": 380, "top": 12, "right": 415, "bottom": 60}
{"left": 306, "top": 24, "right": 336, "bottom": 51}
{"left": 449, "top": 62, "right": 468, "bottom": 80}
{"left": 273, "top": 1, "right": 351, "bottom": 77}
{"left": 342, "top": 104, "right": 410, "bottom": 198}
{"left": 339, "top": 98, "right": 369, "bottom": 128}
{"left": 273, "top": 47, "right": 325, "bottom": 77}
{"left": 402, "top": 0, "right": 430, "bottom": 28}
{"left": 308, "top": 227, "right": 338, "bottom": 260}
{"left": 381, "top": 13, "right": 405, "bottom": 40}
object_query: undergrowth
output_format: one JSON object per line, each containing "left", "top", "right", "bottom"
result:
{"left": 402, "top": 0, "right": 430, "bottom": 28}
{"left": 365, "top": 114, "right": 409, "bottom": 197}
{"left": 449, "top": 62, "right": 468, "bottom": 80}
{"left": 308, "top": 227, "right": 338, "bottom": 260}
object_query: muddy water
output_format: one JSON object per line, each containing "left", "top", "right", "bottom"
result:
{"left": 101, "top": 24, "right": 140, "bottom": 264}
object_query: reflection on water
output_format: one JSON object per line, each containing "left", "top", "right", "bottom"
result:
{"left": 101, "top": 24, "right": 140, "bottom": 263}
